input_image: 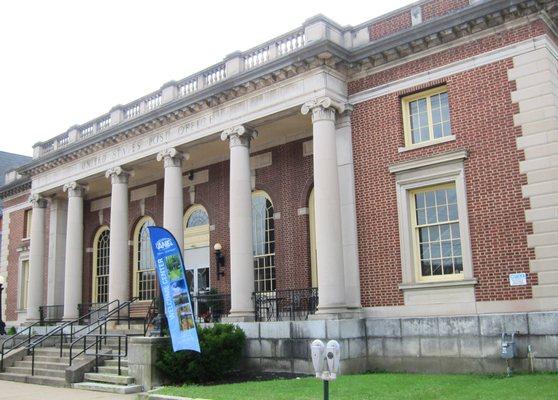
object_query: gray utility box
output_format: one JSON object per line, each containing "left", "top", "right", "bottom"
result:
{"left": 501, "top": 332, "right": 517, "bottom": 359}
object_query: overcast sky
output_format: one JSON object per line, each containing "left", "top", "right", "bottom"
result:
{"left": 0, "top": 0, "right": 414, "bottom": 156}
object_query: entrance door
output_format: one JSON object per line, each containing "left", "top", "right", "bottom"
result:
{"left": 183, "top": 205, "right": 210, "bottom": 320}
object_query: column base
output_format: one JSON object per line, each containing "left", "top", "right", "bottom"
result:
{"left": 309, "top": 305, "right": 362, "bottom": 320}
{"left": 221, "top": 311, "right": 255, "bottom": 323}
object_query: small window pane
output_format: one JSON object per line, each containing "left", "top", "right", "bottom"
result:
{"left": 432, "top": 259, "right": 442, "bottom": 275}
{"left": 448, "top": 204, "right": 459, "bottom": 221}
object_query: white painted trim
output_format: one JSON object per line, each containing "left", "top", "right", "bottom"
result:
{"left": 130, "top": 184, "right": 157, "bottom": 202}
{"left": 350, "top": 35, "right": 558, "bottom": 105}
{"left": 398, "top": 135, "right": 456, "bottom": 153}
{"left": 389, "top": 149, "right": 468, "bottom": 173}
{"left": 392, "top": 155, "right": 475, "bottom": 297}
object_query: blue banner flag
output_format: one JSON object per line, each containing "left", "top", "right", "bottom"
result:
{"left": 147, "top": 226, "right": 201, "bottom": 353}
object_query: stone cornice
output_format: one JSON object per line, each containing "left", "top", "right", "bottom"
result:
{"left": 11, "top": 0, "right": 558, "bottom": 179}
{"left": 0, "top": 178, "right": 31, "bottom": 200}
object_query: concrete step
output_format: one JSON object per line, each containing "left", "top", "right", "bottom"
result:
{"left": 73, "top": 382, "right": 142, "bottom": 394}
{"left": 15, "top": 360, "right": 69, "bottom": 370}
{"left": 97, "top": 365, "right": 128, "bottom": 375}
{"left": 23, "top": 355, "right": 84, "bottom": 363}
{"left": 6, "top": 366, "right": 66, "bottom": 378}
{"left": 0, "top": 372, "right": 27, "bottom": 383}
{"left": 0, "top": 372, "right": 68, "bottom": 387}
{"left": 84, "top": 372, "right": 134, "bottom": 385}
{"left": 104, "top": 359, "right": 129, "bottom": 367}
{"left": 27, "top": 375, "right": 68, "bottom": 387}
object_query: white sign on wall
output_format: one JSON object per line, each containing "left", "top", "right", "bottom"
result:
{"left": 509, "top": 272, "right": 527, "bottom": 286}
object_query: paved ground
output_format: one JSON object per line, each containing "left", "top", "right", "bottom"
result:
{"left": 0, "top": 381, "right": 137, "bottom": 399}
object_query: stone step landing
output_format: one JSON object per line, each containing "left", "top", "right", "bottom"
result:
{"left": 73, "top": 358, "right": 141, "bottom": 394}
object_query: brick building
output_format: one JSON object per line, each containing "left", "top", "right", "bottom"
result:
{"left": 0, "top": 0, "right": 557, "bottom": 372}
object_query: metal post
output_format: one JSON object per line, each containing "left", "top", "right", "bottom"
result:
{"left": 0, "top": 284, "right": 5, "bottom": 335}
{"left": 324, "top": 380, "right": 329, "bottom": 400}
{"left": 118, "top": 336, "right": 122, "bottom": 375}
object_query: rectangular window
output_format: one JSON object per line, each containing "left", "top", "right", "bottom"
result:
{"left": 19, "top": 259, "right": 30, "bottom": 309}
{"left": 411, "top": 183, "right": 463, "bottom": 281}
{"left": 402, "top": 86, "right": 452, "bottom": 147}
{"left": 23, "top": 209, "right": 32, "bottom": 239}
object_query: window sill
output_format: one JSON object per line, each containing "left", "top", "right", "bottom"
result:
{"left": 399, "top": 278, "right": 477, "bottom": 291}
{"left": 398, "top": 135, "right": 456, "bottom": 153}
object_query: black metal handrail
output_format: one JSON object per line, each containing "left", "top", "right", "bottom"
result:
{"left": 70, "top": 333, "right": 137, "bottom": 375}
{"left": 191, "top": 293, "right": 231, "bottom": 323}
{"left": 253, "top": 288, "right": 318, "bottom": 322}
{"left": 0, "top": 321, "right": 42, "bottom": 371}
{"left": 39, "top": 305, "right": 64, "bottom": 325}
{"left": 143, "top": 297, "right": 158, "bottom": 335}
{"left": 25, "top": 298, "right": 126, "bottom": 375}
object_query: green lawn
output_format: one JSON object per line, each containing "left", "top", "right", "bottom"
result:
{"left": 156, "top": 373, "right": 558, "bottom": 400}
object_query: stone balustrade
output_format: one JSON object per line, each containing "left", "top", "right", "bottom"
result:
{"left": 30, "top": 16, "right": 371, "bottom": 159}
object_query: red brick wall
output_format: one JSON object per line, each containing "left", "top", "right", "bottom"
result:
{"left": 368, "top": 0, "right": 470, "bottom": 41}
{"left": 370, "top": 11, "right": 411, "bottom": 41}
{"left": 422, "top": 0, "right": 469, "bottom": 22}
{"left": 81, "top": 138, "right": 313, "bottom": 305}
{"left": 354, "top": 20, "right": 549, "bottom": 95}
{"left": 351, "top": 60, "right": 535, "bottom": 307}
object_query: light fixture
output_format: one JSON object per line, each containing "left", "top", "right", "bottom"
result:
{"left": 214, "top": 243, "right": 225, "bottom": 280}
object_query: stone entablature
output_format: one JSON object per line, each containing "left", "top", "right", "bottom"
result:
{"left": 19, "top": 0, "right": 555, "bottom": 177}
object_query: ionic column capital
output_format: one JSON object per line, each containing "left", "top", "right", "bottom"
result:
{"left": 301, "top": 97, "right": 347, "bottom": 123}
{"left": 221, "top": 125, "right": 258, "bottom": 148}
{"left": 28, "top": 194, "right": 47, "bottom": 209}
{"left": 62, "top": 182, "right": 87, "bottom": 198}
{"left": 105, "top": 166, "right": 131, "bottom": 184}
{"left": 156, "top": 147, "right": 189, "bottom": 168}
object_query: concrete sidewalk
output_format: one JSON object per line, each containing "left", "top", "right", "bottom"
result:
{"left": 0, "top": 381, "right": 137, "bottom": 399}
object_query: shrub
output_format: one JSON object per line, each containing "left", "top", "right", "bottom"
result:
{"left": 155, "top": 323, "right": 246, "bottom": 384}
{"left": 7, "top": 326, "right": 16, "bottom": 336}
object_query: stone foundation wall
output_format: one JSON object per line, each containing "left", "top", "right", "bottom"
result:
{"left": 235, "top": 312, "right": 558, "bottom": 375}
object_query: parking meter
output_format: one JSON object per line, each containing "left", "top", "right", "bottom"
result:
{"left": 326, "top": 340, "right": 340, "bottom": 379}
{"left": 310, "top": 339, "right": 341, "bottom": 400}
{"left": 311, "top": 340, "right": 326, "bottom": 378}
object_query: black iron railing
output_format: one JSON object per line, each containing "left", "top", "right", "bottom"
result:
{"left": 27, "top": 298, "right": 138, "bottom": 376}
{"left": 191, "top": 293, "right": 231, "bottom": 323}
{"left": 39, "top": 305, "right": 64, "bottom": 325}
{"left": 0, "top": 321, "right": 42, "bottom": 371}
{"left": 253, "top": 288, "right": 318, "bottom": 322}
{"left": 78, "top": 302, "right": 109, "bottom": 323}
{"left": 143, "top": 297, "right": 158, "bottom": 335}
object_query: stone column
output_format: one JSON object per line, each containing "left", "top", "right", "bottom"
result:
{"left": 62, "top": 182, "right": 86, "bottom": 320}
{"left": 156, "top": 148, "right": 187, "bottom": 253}
{"left": 47, "top": 196, "right": 67, "bottom": 307}
{"left": 221, "top": 125, "right": 257, "bottom": 321}
{"left": 302, "top": 97, "right": 348, "bottom": 316}
{"left": 26, "top": 194, "right": 47, "bottom": 321}
{"left": 106, "top": 167, "right": 131, "bottom": 305}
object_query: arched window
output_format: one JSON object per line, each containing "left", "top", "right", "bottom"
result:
{"left": 133, "top": 216, "right": 156, "bottom": 301}
{"left": 252, "top": 191, "right": 275, "bottom": 292}
{"left": 92, "top": 226, "right": 110, "bottom": 303}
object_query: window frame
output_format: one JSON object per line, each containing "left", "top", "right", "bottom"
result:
{"left": 391, "top": 151, "right": 474, "bottom": 287}
{"left": 132, "top": 216, "right": 156, "bottom": 301}
{"left": 409, "top": 182, "right": 464, "bottom": 283}
{"left": 402, "top": 85, "right": 453, "bottom": 149}
{"left": 92, "top": 225, "right": 110, "bottom": 303}
{"left": 23, "top": 209, "right": 32, "bottom": 240}
{"left": 18, "top": 257, "right": 30, "bottom": 310}
{"left": 252, "top": 190, "right": 276, "bottom": 293}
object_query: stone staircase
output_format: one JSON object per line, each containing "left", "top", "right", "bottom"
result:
{"left": 0, "top": 334, "right": 143, "bottom": 394}
{"left": 73, "top": 358, "right": 142, "bottom": 394}
{"left": 0, "top": 347, "right": 76, "bottom": 387}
